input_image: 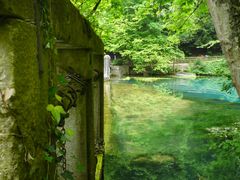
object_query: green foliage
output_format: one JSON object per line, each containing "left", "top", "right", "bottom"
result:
{"left": 111, "top": 58, "right": 125, "bottom": 65}
{"left": 103, "top": 0, "right": 185, "bottom": 74}
{"left": 208, "top": 124, "right": 240, "bottom": 153}
{"left": 222, "top": 78, "right": 234, "bottom": 94}
{"left": 46, "top": 104, "right": 66, "bottom": 124}
{"left": 71, "top": 0, "right": 220, "bottom": 74}
{"left": 190, "top": 60, "right": 206, "bottom": 75}
{"left": 190, "top": 59, "right": 230, "bottom": 76}
{"left": 46, "top": 91, "right": 75, "bottom": 179}
{"left": 44, "top": 151, "right": 54, "bottom": 163}
{"left": 55, "top": 94, "right": 62, "bottom": 102}
{"left": 207, "top": 123, "right": 240, "bottom": 179}
{"left": 166, "top": 0, "right": 221, "bottom": 56}
{"left": 41, "top": 0, "right": 57, "bottom": 52}
{"left": 205, "top": 60, "right": 231, "bottom": 76}
{"left": 189, "top": 59, "right": 233, "bottom": 93}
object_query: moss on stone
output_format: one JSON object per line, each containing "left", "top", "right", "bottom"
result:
{"left": 0, "top": 0, "right": 34, "bottom": 20}
{"left": 12, "top": 19, "right": 49, "bottom": 179}
{"left": 0, "top": 19, "right": 49, "bottom": 179}
{"left": 0, "top": 0, "right": 104, "bottom": 179}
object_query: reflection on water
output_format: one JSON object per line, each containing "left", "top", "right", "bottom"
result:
{"left": 104, "top": 77, "right": 240, "bottom": 180}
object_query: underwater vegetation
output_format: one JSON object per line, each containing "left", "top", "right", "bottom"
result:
{"left": 104, "top": 77, "right": 240, "bottom": 180}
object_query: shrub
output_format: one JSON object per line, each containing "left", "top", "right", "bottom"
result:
{"left": 190, "top": 59, "right": 230, "bottom": 76}
{"left": 190, "top": 60, "right": 207, "bottom": 75}
{"left": 207, "top": 123, "right": 240, "bottom": 179}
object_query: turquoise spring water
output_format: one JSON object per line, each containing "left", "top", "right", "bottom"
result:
{"left": 126, "top": 77, "right": 240, "bottom": 103}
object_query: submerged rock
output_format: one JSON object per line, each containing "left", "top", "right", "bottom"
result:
{"left": 128, "top": 153, "right": 181, "bottom": 179}
{"left": 132, "top": 153, "right": 175, "bottom": 165}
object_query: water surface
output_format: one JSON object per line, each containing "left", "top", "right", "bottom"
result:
{"left": 104, "top": 77, "right": 240, "bottom": 180}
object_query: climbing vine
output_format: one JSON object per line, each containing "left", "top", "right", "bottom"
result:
{"left": 45, "top": 68, "right": 89, "bottom": 179}
{"left": 41, "top": 0, "right": 56, "bottom": 51}
{"left": 39, "top": 1, "right": 78, "bottom": 179}
{"left": 39, "top": 1, "right": 104, "bottom": 179}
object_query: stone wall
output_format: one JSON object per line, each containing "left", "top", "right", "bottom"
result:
{"left": 0, "top": 0, "right": 103, "bottom": 179}
{"left": 111, "top": 65, "right": 129, "bottom": 79}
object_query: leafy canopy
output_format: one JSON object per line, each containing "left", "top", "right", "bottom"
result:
{"left": 71, "top": 0, "right": 220, "bottom": 74}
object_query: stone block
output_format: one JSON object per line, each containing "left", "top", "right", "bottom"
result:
{"left": 0, "top": 1, "right": 104, "bottom": 179}
{"left": 0, "top": 0, "right": 35, "bottom": 20}
{"left": 51, "top": 0, "right": 103, "bottom": 53}
{"left": 0, "top": 19, "right": 48, "bottom": 179}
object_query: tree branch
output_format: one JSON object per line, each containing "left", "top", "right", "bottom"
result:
{"left": 90, "top": 0, "right": 102, "bottom": 14}
{"left": 178, "top": 0, "right": 204, "bottom": 30}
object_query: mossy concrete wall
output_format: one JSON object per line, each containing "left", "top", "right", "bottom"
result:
{"left": 0, "top": 0, "right": 104, "bottom": 179}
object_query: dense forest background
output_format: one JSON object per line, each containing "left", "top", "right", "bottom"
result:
{"left": 71, "top": 0, "right": 222, "bottom": 74}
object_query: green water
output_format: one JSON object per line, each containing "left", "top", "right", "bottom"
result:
{"left": 104, "top": 77, "right": 240, "bottom": 180}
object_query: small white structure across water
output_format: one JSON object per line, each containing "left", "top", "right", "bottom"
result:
{"left": 104, "top": 54, "right": 111, "bottom": 80}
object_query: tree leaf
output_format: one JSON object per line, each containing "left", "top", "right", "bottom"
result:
{"left": 46, "top": 104, "right": 54, "bottom": 111}
{"left": 47, "top": 104, "right": 66, "bottom": 124}
{"left": 55, "top": 106, "right": 66, "bottom": 114}
{"left": 44, "top": 152, "right": 54, "bottom": 163}
{"left": 52, "top": 110, "right": 61, "bottom": 123}
{"left": 55, "top": 94, "right": 62, "bottom": 102}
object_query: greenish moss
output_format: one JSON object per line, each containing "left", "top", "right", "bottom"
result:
{"left": 51, "top": 0, "right": 103, "bottom": 52}
{"left": 0, "top": 19, "right": 49, "bottom": 179}
{"left": 0, "top": 0, "right": 104, "bottom": 179}
{"left": 0, "top": 0, "right": 34, "bottom": 20}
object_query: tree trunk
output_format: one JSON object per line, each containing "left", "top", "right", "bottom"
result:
{"left": 207, "top": 0, "right": 240, "bottom": 95}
